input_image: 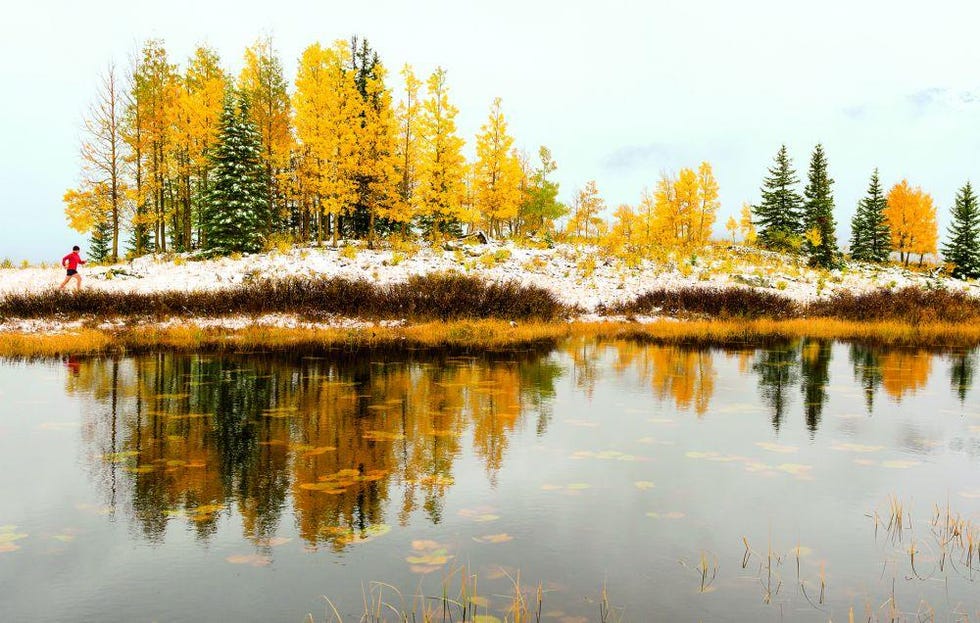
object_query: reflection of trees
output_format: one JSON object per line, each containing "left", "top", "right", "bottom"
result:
{"left": 753, "top": 341, "right": 800, "bottom": 431}
{"left": 879, "top": 350, "right": 932, "bottom": 401}
{"left": 849, "top": 344, "right": 883, "bottom": 413}
{"left": 70, "top": 348, "right": 559, "bottom": 549}
{"left": 949, "top": 351, "right": 976, "bottom": 403}
{"left": 799, "top": 339, "right": 832, "bottom": 433}
{"left": 609, "top": 342, "right": 715, "bottom": 416}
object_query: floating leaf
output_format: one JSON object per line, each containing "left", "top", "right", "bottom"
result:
{"left": 101, "top": 451, "right": 139, "bottom": 463}
{"left": 646, "top": 512, "right": 685, "bottom": 519}
{"left": 566, "top": 483, "right": 591, "bottom": 490}
{"left": 882, "top": 460, "right": 920, "bottom": 469}
{"left": 125, "top": 466, "right": 155, "bottom": 474}
{"left": 459, "top": 507, "right": 501, "bottom": 522}
{"left": 473, "top": 616, "right": 502, "bottom": 623}
{"left": 571, "top": 450, "right": 644, "bottom": 462}
{"left": 853, "top": 458, "right": 877, "bottom": 466}
{"left": 831, "top": 442, "right": 884, "bottom": 453}
{"left": 755, "top": 442, "right": 797, "bottom": 454}
{"left": 226, "top": 553, "right": 271, "bottom": 567}
{"left": 791, "top": 545, "right": 813, "bottom": 557}
{"left": 634, "top": 481, "right": 655, "bottom": 490}
{"left": 301, "top": 446, "right": 337, "bottom": 457}
{"left": 51, "top": 534, "right": 76, "bottom": 543}
{"left": 363, "top": 430, "right": 406, "bottom": 441}
{"left": 406, "top": 539, "right": 453, "bottom": 571}
{"left": 564, "top": 419, "right": 599, "bottom": 428}
{"left": 473, "top": 533, "right": 513, "bottom": 544}
{"left": 777, "top": 464, "right": 813, "bottom": 478}
{"left": 413, "top": 474, "right": 454, "bottom": 487}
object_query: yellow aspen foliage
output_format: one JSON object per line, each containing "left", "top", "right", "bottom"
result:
{"left": 63, "top": 185, "right": 103, "bottom": 234}
{"left": 738, "top": 202, "right": 757, "bottom": 244}
{"left": 416, "top": 67, "right": 467, "bottom": 238}
{"left": 239, "top": 37, "right": 292, "bottom": 215}
{"left": 652, "top": 163, "right": 719, "bottom": 248}
{"left": 293, "top": 41, "right": 362, "bottom": 246}
{"left": 564, "top": 180, "right": 607, "bottom": 243}
{"left": 605, "top": 203, "right": 642, "bottom": 261}
{"left": 693, "top": 162, "right": 720, "bottom": 245}
{"left": 395, "top": 64, "right": 422, "bottom": 228}
{"left": 636, "top": 188, "right": 658, "bottom": 250}
{"left": 356, "top": 59, "right": 404, "bottom": 239}
{"left": 725, "top": 215, "right": 738, "bottom": 242}
{"left": 884, "top": 179, "right": 938, "bottom": 266}
{"left": 473, "top": 97, "right": 523, "bottom": 238}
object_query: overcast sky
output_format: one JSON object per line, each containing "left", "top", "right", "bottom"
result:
{"left": 3, "top": 0, "right": 980, "bottom": 262}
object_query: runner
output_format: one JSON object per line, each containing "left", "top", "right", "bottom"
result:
{"left": 59, "top": 245, "right": 86, "bottom": 291}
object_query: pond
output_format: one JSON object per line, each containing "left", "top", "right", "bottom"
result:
{"left": 1, "top": 338, "right": 978, "bottom": 622}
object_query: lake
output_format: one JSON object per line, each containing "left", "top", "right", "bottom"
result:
{"left": 1, "top": 338, "right": 978, "bottom": 622}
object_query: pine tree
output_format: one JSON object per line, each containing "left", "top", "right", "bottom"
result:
{"left": 942, "top": 181, "right": 980, "bottom": 279}
{"left": 754, "top": 145, "right": 804, "bottom": 251}
{"left": 89, "top": 216, "right": 112, "bottom": 262}
{"left": 802, "top": 144, "right": 838, "bottom": 267}
{"left": 202, "top": 91, "right": 268, "bottom": 255}
{"left": 850, "top": 169, "right": 891, "bottom": 263}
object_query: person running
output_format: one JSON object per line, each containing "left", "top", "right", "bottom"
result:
{"left": 59, "top": 245, "right": 86, "bottom": 291}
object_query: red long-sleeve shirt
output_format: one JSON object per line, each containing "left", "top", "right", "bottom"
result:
{"left": 62, "top": 252, "right": 85, "bottom": 270}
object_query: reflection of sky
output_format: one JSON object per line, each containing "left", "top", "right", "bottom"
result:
{"left": 5, "top": 0, "right": 980, "bottom": 260}
{"left": 0, "top": 342, "right": 979, "bottom": 620}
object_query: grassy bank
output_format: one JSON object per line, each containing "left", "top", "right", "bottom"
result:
{"left": 3, "top": 317, "right": 980, "bottom": 358}
{"left": 3, "top": 278, "right": 980, "bottom": 356}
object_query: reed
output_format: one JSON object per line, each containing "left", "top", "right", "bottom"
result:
{"left": 5, "top": 314, "right": 980, "bottom": 358}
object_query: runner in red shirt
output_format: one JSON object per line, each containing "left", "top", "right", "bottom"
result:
{"left": 59, "top": 245, "right": 86, "bottom": 291}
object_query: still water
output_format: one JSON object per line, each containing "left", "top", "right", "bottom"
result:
{"left": 1, "top": 339, "right": 979, "bottom": 622}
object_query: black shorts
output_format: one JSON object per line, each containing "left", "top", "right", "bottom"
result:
{"left": 66, "top": 269, "right": 77, "bottom": 276}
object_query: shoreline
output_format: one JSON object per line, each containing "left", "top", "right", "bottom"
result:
{"left": 2, "top": 316, "right": 979, "bottom": 358}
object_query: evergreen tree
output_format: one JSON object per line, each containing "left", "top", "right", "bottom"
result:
{"left": 89, "top": 216, "right": 112, "bottom": 262}
{"left": 202, "top": 90, "right": 268, "bottom": 255}
{"left": 942, "top": 181, "right": 980, "bottom": 279}
{"left": 754, "top": 145, "right": 804, "bottom": 251}
{"left": 850, "top": 169, "right": 891, "bottom": 262}
{"left": 802, "top": 144, "right": 839, "bottom": 268}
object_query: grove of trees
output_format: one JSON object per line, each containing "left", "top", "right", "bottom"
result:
{"left": 65, "top": 36, "right": 980, "bottom": 278}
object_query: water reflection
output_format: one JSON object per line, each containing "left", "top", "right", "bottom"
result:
{"left": 66, "top": 340, "right": 977, "bottom": 551}
{"left": 70, "top": 349, "right": 561, "bottom": 549}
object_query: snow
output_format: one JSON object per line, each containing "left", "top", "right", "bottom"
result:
{"left": 2, "top": 241, "right": 977, "bottom": 316}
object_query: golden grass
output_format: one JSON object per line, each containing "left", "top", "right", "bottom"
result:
{"left": 2, "top": 316, "right": 980, "bottom": 358}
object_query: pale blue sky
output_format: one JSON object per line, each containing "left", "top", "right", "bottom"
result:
{"left": 2, "top": 0, "right": 980, "bottom": 262}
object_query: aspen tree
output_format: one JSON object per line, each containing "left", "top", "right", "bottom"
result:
{"left": 473, "top": 97, "right": 523, "bottom": 237}
{"left": 64, "top": 63, "right": 128, "bottom": 262}
{"left": 416, "top": 67, "right": 466, "bottom": 238}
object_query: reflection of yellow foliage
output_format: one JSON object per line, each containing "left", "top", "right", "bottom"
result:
{"left": 879, "top": 350, "right": 932, "bottom": 400}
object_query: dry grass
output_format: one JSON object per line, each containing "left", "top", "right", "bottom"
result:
{"left": 3, "top": 316, "right": 980, "bottom": 358}
{"left": 0, "top": 274, "right": 568, "bottom": 322}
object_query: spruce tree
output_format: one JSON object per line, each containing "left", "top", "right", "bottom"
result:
{"left": 802, "top": 144, "right": 839, "bottom": 267}
{"left": 89, "top": 217, "right": 112, "bottom": 263}
{"left": 942, "top": 181, "right": 980, "bottom": 279}
{"left": 202, "top": 90, "right": 268, "bottom": 255}
{"left": 754, "top": 145, "right": 804, "bottom": 251}
{"left": 850, "top": 169, "right": 891, "bottom": 263}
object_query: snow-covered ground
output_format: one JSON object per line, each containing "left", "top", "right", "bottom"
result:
{"left": 2, "top": 241, "right": 977, "bottom": 313}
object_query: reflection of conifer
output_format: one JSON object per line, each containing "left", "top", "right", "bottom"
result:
{"left": 849, "top": 344, "right": 883, "bottom": 413}
{"left": 800, "top": 339, "right": 832, "bottom": 434}
{"left": 950, "top": 351, "right": 976, "bottom": 404}
{"left": 753, "top": 341, "right": 800, "bottom": 431}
